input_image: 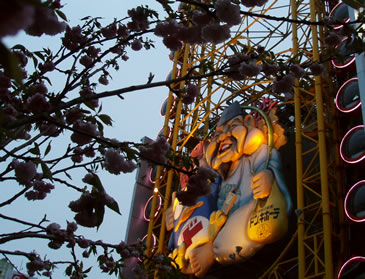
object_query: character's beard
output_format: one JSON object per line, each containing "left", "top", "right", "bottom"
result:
{"left": 217, "top": 161, "right": 232, "bottom": 179}
{"left": 207, "top": 139, "right": 239, "bottom": 179}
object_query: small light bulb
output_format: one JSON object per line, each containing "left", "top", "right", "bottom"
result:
{"left": 154, "top": 187, "right": 158, "bottom": 193}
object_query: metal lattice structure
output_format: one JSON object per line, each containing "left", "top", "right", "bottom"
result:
{"left": 146, "top": 0, "right": 346, "bottom": 278}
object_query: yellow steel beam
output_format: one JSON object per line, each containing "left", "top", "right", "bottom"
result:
{"left": 309, "top": 1, "right": 333, "bottom": 278}
{"left": 291, "top": 0, "right": 306, "bottom": 278}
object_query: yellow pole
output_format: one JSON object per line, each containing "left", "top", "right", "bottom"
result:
{"left": 204, "top": 45, "right": 215, "bottom": 135}
{"left": 290, "top": 1, "right": 305, "bottom": 277}
{"left": 146, "top": 50, "right": 180, "bottom": 255}
{"left": 309, "top": 1, "right": 334, "bottom": 278}
{"left": 157, "top": 43, "right": 191, "bottom": 255}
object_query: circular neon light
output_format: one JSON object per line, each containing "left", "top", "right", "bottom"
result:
{"left": 138, "top": 234, "right": 157, "bottom": 262}
{"left": 331, "top": 37, "right": 356, "bottom": 69}
{"left": 157, "top": 126, "right": 172, "bottom": 141}
{"left": 336, "top": 77, "right": 361, "bottom": 113}
{"left": 340, "top": 125, "right": 365, "bottom": 164}
{"left": 160, "top": 96, "right": 176, "bottom": 118}
{"left": 144, "top": 194, "right": 162, "bottom": 221}
{"left": 338, "top": 256, "right": 365, "bottom": 278}
{"left": 344, "top": 180, "right": 365, "bottom": 222}
{"left": 329, "top": 2, "right": 350, "bottom": 30}
{"left": 165, "top": 68, "right": 181, "bottom": 90}
{"left": 149, "top": 167, "right": 157, "bottom": 184}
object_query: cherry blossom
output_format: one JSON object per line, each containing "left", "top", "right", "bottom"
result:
{"left": 104, "top": 148, "right": 137, "bottom": 174}
{"left": 13, "top": 160, "right": 37, "bottom": 185}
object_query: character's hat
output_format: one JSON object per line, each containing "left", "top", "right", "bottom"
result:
{"left": 217, "top": 101, "right": 246, "bottom": 126}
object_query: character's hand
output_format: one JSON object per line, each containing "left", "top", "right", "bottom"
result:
{"left": 166, "top": 192, "right": 176, "bottom": 231}
{"left": 169, "top": 242, "right": 187, "bottom": 270}
{"left": 251, "top": 169, "right": 274, "bottom": 200}
{"left": 208, "top": 210, "right": 227, "bottom": 241}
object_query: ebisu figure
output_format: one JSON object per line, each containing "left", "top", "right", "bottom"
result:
{"left": 166, "top": 101, "right": 292, "bottom": 277}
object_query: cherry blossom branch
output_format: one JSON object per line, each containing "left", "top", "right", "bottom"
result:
{"left": 0, "top": 213, "right": 46, "bottom": 230}
{"left": 52, "top": 177, "right": 85, "bottom": 192}
{"left": 0, "top": 188, "right": 28, "bottom": 208}
{"left": 51, "top": 159, "right": 104, "bottom": 177}
{"left": 4, "top": 68, "right": 226, "bottom": 130}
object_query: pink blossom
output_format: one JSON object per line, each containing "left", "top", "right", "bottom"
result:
{"left": 117, "top": 24, "right": 129, "bottom": 37}
{"left": 289, "top": 64, "right": 305, "bottom": 78}
{"left": 309, "top": 62, "right": 324, "bottom": 76}
{"left": 39, "top": 123, "right": 60, "bottom": 137}
{"left": 65, "top": 107, "right": 84, "bottom": 124}
{"left": 139, "top": 136, "right": 170, "bottom": 165}
{"left": 0, "top": 72, "right": 11, "bottom": 88}
{"left": 101, "top": 23, "right": 117, "bottom": 39}
{"left": 83, "top": 146, "right": 96, "bottom": 158}
{"left": 192, "top": 10, "right": 213, "bottom": 26}
{"left": 87, "top": 46, "right": 101, "bottom": 58}
{"left": 62, "top": 26, "right": 86, "bottom": 50}
{"left": 131, "top": 39, "right": 143, "bottom": 51}
{"left": 324, "top": 32, "right": 342, "bottom": 47}
{"left": 71, "top": 154, "right": 83, "bottom": 163}
{"left": 30, "top": 82, "right": 48, "bottom": 95}
{"left": 183, "top": 84, "right": 199, "bottom": 104}
{"left": 3, "top": 105, "right": 17, "bottom": 122}
{"left": 154, "top": 20, "right": 180, "bottom": 37}
{"left": 98, "top": 76, "right": 108, "bottom": 86}
{"left": 163, "top": 36, "right": 183, "bottom": 51}
{"left": 273, "top": 73, "right": 295, "bottom": 94}
{"left": 215, "top": 0, "right": 241, "bottom": 26}
{"left": 241, "top": 0, "right": 268, "bottom": 8}
{"left": 79, "top": 55, "right": 93, "bottom": 67}
{"left": 177, "top": 25, "right": 201, "bottom": 44}
{"left": 67, "top": 221, "right": 78, "bottom": 234}
{"left": 104, "top": 148, "right": 137, "bottom": 174}
{"left": 176, "top": 166, "right": 217, "bottom": 206}
{"left": 25, "top": 6, "right": 66, "bottom": 37}
{"left": 33, "top": 180, "right": 54, "bottom": 194}
{"left": 70, "top": 120, "right": 99, "bottom": 145}
{"left": 239, "top": 60, "right": 262, "bottom": 77}
{"left": 262, "top": 63, "right": 280, "bottom": 76}
{"left": 82, "top": 173, "right": 94, "bottom": 184}
{"left": 26, "top": 93, "right": 51, "bottom": 113}
{"left": 13, "top": 160, "right": 37, "bottom": 185}
{"left": 38, "top": 61, "right": 55, "bottom": 73}
{"left": 201, "top": 23, "right": 230, "bottom": 44}
{"left": 127, "top": 7, "right": 150, "bottom": 31}
{"left": 0, "top": 2, "right": 35, "bottom": 38}
{"left": 111, "top": 46, "right": 123, "bottom": 54}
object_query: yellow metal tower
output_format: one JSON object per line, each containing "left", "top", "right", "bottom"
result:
{"left": 146, "top": 0, "right": 345, "bottom": 277}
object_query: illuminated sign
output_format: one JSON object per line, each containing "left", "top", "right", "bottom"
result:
{"left": 166, "top": 102, "right": 292, "bottom": 277}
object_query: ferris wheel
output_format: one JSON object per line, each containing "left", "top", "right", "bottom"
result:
{"left": 143, "top": 1, "right": 365, "bottom": 278}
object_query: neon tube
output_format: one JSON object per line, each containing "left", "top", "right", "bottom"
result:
{"left": 337, "top": 256, "right": 365, "bottom": 278}
{"left": 335, "top": 77, "right": 361, "bottom": 113}
{"left": 344, "top": 180, "right": 365, "bottom": 222}
{"left": 339, "top": 125, "right": 365, "bottom": 164}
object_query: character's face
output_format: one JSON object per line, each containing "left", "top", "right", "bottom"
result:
{"left": 205, "top": 115, "right": 247, "bottom": 176}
